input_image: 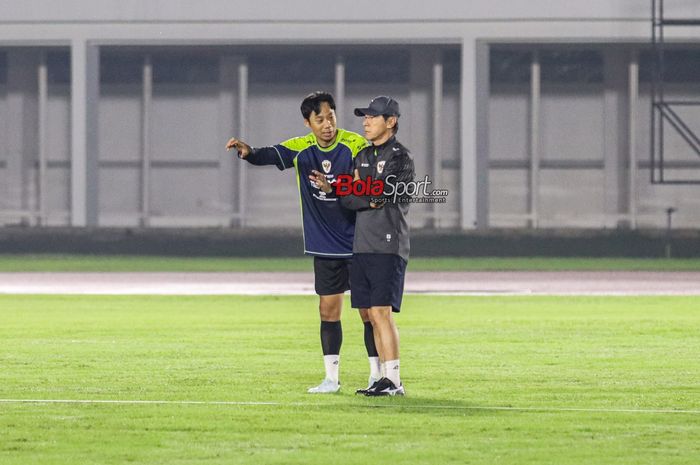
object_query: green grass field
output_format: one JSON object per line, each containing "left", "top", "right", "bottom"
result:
{"left": 2, "top": 255, "right": 700, "bottom": 271}
{"left": 1, "top": 294, "right": 698, "bottom": 464}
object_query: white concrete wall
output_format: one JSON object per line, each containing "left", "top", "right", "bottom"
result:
{"left": 0, "top": 1, "right": 699, "bottom": 229}
{"left": 0, "top": 0, "right": 686, "bottom": 22}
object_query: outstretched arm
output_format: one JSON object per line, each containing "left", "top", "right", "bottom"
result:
{"left": 225, "top": 137, "right": 294, "bottom": 170}
{"left": 225, "top": 137, "right": 252, "bottom": 158}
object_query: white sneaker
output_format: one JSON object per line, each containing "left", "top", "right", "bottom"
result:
{"left": 307, "top": 378, "right": 340, "bottom": 394}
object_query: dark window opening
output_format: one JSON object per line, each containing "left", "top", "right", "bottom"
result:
{"left": 490, "top": 50, "right": 532, "bottom": 84}
{"left": 540, "top": 50, "right": 603, "bottom": 84}
{"left": 345, "top": 51, "right": 410, "bottom": 84}
{"left": 640, "top": 49, "right": 700, "bottom": 83}
{"left": 153, "top": 54, "right": 218, "bottom": 84}
{"left": 249, "top": 51, "right": 335, "bottom": 84}
{"left": 101, "top": 53, "right": 143, "bottom": 84}
{"left": 47, "top": 51, "right": 71, "bottom": 85}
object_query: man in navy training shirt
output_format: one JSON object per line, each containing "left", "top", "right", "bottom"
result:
{"left": 225, "top": 91, "right": 380, "bottom": 394}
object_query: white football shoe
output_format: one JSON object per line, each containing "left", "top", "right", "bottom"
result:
{"left": 307, "top": 378, "right": 340, "bottom": 394}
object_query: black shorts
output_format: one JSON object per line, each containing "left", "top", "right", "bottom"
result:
{"left": 350, "top": 253, "right": 407, "bottom": 313}
{"left": 313, "top": 256, "right": 352, "bottom": 296}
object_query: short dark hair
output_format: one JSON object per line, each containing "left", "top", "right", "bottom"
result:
{"left": 301, "top": 91, "right": 336, "bottom": 120}
{"left": 383, "top": 115, "right": 399, "bottom": 134}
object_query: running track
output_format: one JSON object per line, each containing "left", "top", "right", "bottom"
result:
{"left": 0, "top": 271, "right": 699, "bottom": 295}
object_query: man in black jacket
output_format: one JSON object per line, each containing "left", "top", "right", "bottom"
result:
{"left": 226, "top": 92, "right": 377, "bottom": 394}
{"left": 310, "top": 96, "right": 414, "bottom": 396}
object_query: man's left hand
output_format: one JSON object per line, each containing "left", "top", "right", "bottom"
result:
{"left": 309, "top": 170, "right": 333, "bottom": 193}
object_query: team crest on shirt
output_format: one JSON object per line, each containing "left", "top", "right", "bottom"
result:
{"left": 377, "top": 160, "right": 386, "bottom": 174}
{"left": 322, "top": 160, "right": 332, "bottom": 174}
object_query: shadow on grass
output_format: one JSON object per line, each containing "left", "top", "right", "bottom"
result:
{"left": 296, "top": 392, "right": 500, "bottom": 417}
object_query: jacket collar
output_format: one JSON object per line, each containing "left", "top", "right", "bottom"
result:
{"left": 372, "top": 135, "right": 396, "bottom": 153}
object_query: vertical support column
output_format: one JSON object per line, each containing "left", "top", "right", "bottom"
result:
{"left": 70, "top": 39, "right": 100, "bottom": 226}
{"left": 140, "top": 54, "right": 152, "bottom": 227}
{"left": 650, "top": 0, "right": 658, "bottom": 183}
{"left": 37, "top": 52, "right": 48, "bottom": 225}
{"left": 603, "top": 48, "right": 628, "bottom": 227}
{"left": 460, "top": 41, "right": 476, "bottom": 229}
{"left": 529, "top": 51, "right": 541, "bottom": 228}
{"left": 431, "top": 51, "right": 443, "bottom": 228}
{"left": 334, "top": 55, "right": 345, "bottom": 118}
{"left": 474, "top": 41, "right": 490, "bottom": 230}
{"left": 461, "top": 39, "right": 488, "bottom": 230}
{"left": 628, "top": 51, "right": 639, "bottom": 229}
{"left": 237, "top": 60, "right": 248, "bottom": 228}
{"left": 658, "top": 0, "right": 666, "bottom": 183}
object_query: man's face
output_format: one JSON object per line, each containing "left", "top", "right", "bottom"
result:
{"left": 362, "top": 115, "right": 395, "bottom": 143}
{"left": 305, "top": 102, "right": 337, "bottom": 147}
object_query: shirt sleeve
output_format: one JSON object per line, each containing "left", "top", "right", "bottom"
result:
{"left": 337, "top": 155, "right": 372, "bottom": 211}
{"left": 338, "top": 192, "right": 372, "bottom": 211}
{"left": 244, "top": 145, "right": 296, "bottom": 171}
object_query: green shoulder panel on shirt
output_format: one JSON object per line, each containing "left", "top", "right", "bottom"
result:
{"left": 280, "top": 134, "right": 317, "bottom": 153}
{"left": 336, "top": 129, "right": 370, "bottom": 158}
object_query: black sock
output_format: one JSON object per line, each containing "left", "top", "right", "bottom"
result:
{"left": 363, "top": 321, "right": 379, "bottom": 357}
{"left": 320, "top": 320, "right": 342, "bottom": 355}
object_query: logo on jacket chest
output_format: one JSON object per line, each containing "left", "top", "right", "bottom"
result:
{"left": 376, "top": 160, "right": 386, "bottom": 174}
{"left": 322, "top": 160, "right": 332, "bottom": 174}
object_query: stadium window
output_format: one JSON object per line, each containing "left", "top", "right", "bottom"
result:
{"left": 248, "top": 51, "right": 335, "bottom": 84}
{"left": 47, "top": 51, "right": 71, "bottom": 85}
{"left": 101, "top": 53, "right": 143, "bottom": 84}
{"left": 489, "top": 50, "right": 532, "bottom": 84}
{"left": 540, "top": 50, "right": 603, "bottom": 84}
{"left": 443, "top": 48, "right": 461, "bottom": 85}
{"left": 152, "top": 53, "right": 218, "bottom": 84}
{"left": 345, "top": 51, "right": 410, "bottom": 84}
{"left": 0, "top": 51, "right": 6, "bottom": 84}
{"left": 639, "top": 49, "right": 700, "bottom": 83}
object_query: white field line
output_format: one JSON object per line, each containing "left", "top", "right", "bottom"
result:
{"left": 2, "top": 285, "right": 700, "bottom": 296}
{"left": 0, "top": 398, "right": 698, "bottom": 415}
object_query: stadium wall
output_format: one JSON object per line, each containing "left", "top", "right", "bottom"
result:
{"left": 0, "top": 1, "right": 699, "bottom": 231}
{"left": 1, "top": 227, "right": 699, "bottom": 258}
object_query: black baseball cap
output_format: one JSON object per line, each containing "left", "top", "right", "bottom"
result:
{"left": 354, "top": 96, "right": 400, "bottom": 117}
